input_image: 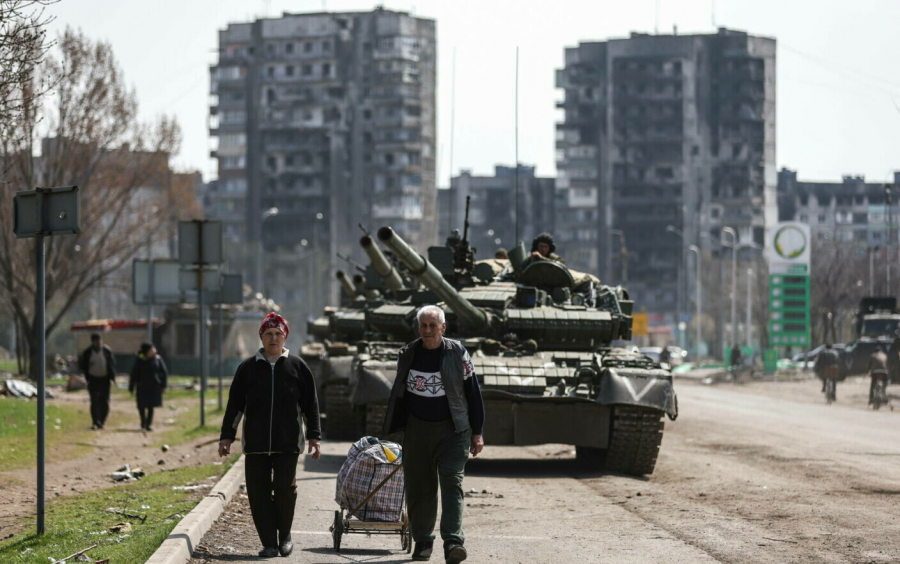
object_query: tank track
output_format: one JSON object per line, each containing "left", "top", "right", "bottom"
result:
{"left": 324, "top": 382, "right": 360, "bottom": 440}
{"left": 604, "top": 405, "right": 665, "bottom": 476}
{"left": 365, "top": 400, "right": 388, "bottom": 437}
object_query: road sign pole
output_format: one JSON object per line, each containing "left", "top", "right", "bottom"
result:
{"left": 199, "top": 221, "right": 206, "bottom": 427}
{"left": 36, "top": 232, "right": 46, "bottom": 535}
{"left": 218, "top": 304, "right": 224, "bottom": 411}
{"left": 147, "top": 260, "right": 154, "bottom": 343}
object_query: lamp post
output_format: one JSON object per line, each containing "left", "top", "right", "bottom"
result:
{"left": 721, "top": 227, "right": 737, "bottom": 348}
{"left": 256, "top": 207, "right": 279, "bottom": 298}
{"left": 746, "top": 267, "right": 753, "bottom": 348}
{"left": 666, "top": 225, "right": 687, "bottom": 348}
{"left": 688, "top": 244, "right": 701, "bottom": 358}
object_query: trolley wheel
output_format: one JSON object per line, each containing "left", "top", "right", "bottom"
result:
{"left": 332, "top": 510, "right": 343, "bottom": 552}
{"left": 401, "top": 510, "right": 411, "bottom": 553}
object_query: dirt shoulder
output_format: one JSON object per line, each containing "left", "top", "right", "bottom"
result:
{"left": 0, "top": 384, "right": 223, "bottom": 539}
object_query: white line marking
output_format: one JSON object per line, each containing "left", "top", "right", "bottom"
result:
{"left": 292, "top": 530, "right": 546, "bottom": 540}
{"left": 622, "top": 377, "right": 659, "bottom": 401}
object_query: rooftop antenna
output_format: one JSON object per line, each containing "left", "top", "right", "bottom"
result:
{"left": 515, "top": 46, "right": 520, "bottom": 245}
{"left": 448, "top": 47, "right": 457, "bottom": 237}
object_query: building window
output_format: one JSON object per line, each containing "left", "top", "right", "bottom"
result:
{"left": 267, "top": 66, "right": 275, "bottom": 78}
{"left": 304, "top": 42, "right": 312, "bottom": 53}
{"left": 322, "top": 63, "right": 331, "bottom": 77}
{"left": 267, "top": 156, "right": 277, "bottom": 170}
{"left": 286, "top": 42, "right": 294, "bottom": 54}
{"left": 322, "top": 40, "right": 331, "bottom": 51}
{"left": 302, "top": 65, "right": 312, "bottom": 76}
{"left": 818, "top": 214, "right": 826, "bottom": 223}
{"left": 286, "top": 65, "right": 294, "bottom": 76}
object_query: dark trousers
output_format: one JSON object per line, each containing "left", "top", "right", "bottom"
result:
{"left": 244, "top": 453, "right": 300, "bottom": 549}
{"left": 402, "top": 415, "right": 470, "bottom": 547}
{"left": 87, "top": 377, "right": 111, "bottom": 426}
{"left": 138, "top": 407, "right": 154, "bottom": 429}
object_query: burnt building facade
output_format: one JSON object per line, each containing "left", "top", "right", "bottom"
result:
{"left": 207, "top": 8, "right": 436, "bottom": 322}
{"left": 555, "top": 28, "right": 776, "bottom": 320}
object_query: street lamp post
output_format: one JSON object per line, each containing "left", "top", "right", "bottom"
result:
{"left": 746, "top": 267, "right": 753, "bottom": 348}
{"left": 256, "top": 207, "right": 279, "bottom": 298}
{"left": 667, "top": 225, "right": 687, "bottom": 349}
{"left": 688, "top": 245, "right": 701, "bottom": 358}
{"left": 721, "top": 227, "right": 737, "bottom": 348}
{"left": 609, "top": 229, "right": 628, "bottom": 286}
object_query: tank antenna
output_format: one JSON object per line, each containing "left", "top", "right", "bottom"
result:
{"left": 514, "top": 46, "right": 520, "bottom": 245}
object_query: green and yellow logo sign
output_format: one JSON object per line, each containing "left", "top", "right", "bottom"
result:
{"left": 773, "top": 225, "right": 807, "bottom": 260}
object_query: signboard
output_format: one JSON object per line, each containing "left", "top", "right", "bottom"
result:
{"left": 133, "top": 260, "right": 182, "bottom": 305}
{"left": 179, "top": 268, "right": 222, "bottom": 292}
{"left": 208, "top": 273, "right": 244, "bottom": 305}
{"left": 632, "top": 313, "right": 648, "bottom": 337}
{"left": 14, "top": 186, "right": 81, "bottom": 237}
{"left": 764, "top": 348, "right": 779, "bottom": 375}
{"left": 178, "top": 220, "right": 223, "bottom": 266}
{"left": 767, "top": 222, "right": 811, "bottom": 347}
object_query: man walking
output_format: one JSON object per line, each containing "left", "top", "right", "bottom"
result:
{"left": 79, "top": 332, "right": 116, "bottom": 429}
{"left": 384, "top": 305, "right": 485, "bottom": 564}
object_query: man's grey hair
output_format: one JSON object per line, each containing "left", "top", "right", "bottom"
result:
{"left": 417, "top": 305, "right": 445, "bottom": 324}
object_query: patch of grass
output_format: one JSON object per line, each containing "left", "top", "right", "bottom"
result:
{"left": 0, "top": 398, "right": 101, "bottom": 472}
{"left": 0, "top": 456, "right": 239, "bottom": 564}
{"left": 155, "top": 388, "right": 225, "bottom": 449}
{"left": 0, "top": 360, "right": 19, "bottom": 374}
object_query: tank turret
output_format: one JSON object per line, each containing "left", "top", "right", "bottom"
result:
{"left": 377, "top": 226, "right": 492, "bottom": 335}
{"left": 360, "top": 235, "right": 405, "bottom": 293}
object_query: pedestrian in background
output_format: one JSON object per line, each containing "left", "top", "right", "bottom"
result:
{"left": 219, "top": 312, "right": 321, "bottom": 558}
{"left": 384, "top": 304, "right": 485, "bottom": 564}
{"left": 78, "top": 332, "right": 116, "bottom": 430}
{"left": 129, "top": 342, "right": 168, "bottom": 431}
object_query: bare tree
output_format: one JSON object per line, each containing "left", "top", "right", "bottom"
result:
{"left": 0, "top": 0, "right": 56, "bottom": 143}
{"left": 0, "top": 28, "right": 182, "bottom": 378}
{"left": 809, "top": 235, "right": 866, "bottom": 346}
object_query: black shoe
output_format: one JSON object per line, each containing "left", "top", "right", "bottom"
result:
{"left": 258, "top": 547, "right": 278, "bottom": 557}
{"left": 91, "top": 423, "right": 99, "bottom": 430}
{"left": 145, "top": 426, "right": 153, "bottom": 432}
{"left": 412, "top": 541, "right": 434, "bottom": 561}
{"left": 445, "top": 543, "right": 467, "bottom": 564}
{"left": 278, "top": 540, "right": 293, "bottom": 557}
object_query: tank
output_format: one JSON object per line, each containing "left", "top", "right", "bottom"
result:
{"left": 375, "top": 226, "right": 677, "bottom": 476}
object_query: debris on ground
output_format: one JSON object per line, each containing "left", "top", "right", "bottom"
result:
{"left": 105, "top": 508, "right": 147, "bottom": 522}
{"left": 50, "top": 542, "right": 98, "bottom": 564}
{"left": 172, "top": 484, "right": 212, "bottom": 491}
{"left": 2, "top": 379, "right": 54, "bottom": 398}
{"left": 109, "top": 464, "right": 145, "bottom": 482}
{"left": 161, "top": 444, "right": 170, "bottom": 452}
{"left": 108, "top": 522, "right": 132, "bottom": 533}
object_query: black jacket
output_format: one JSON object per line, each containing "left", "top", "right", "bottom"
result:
{"left": 79, "top": 344, "right": 116, "bottom": 381}
{"left": 220, "top": 349, "right": 321, "bottom": 454}
{"left": 129, "top": 354, "right": 168, "bottom": 409}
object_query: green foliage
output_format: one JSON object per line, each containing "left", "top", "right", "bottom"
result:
{"left": 0, "top": 458, "right": 238, "bottom": 564}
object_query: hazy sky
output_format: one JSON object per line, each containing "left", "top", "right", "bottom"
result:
{"left": 46, "top": 0, "right": 900, "bottom": 185}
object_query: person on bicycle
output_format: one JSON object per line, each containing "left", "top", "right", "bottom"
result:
{"left": 867, "top": 346, "right": 889, "bottom": 406}
{"left": 814, "top": 343, "right": 841, "bottom": 394}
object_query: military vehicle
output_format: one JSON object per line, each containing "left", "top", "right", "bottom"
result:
{"left": 841, "top": 297, "right": 900, "bottom": 376}
{"left": 371, "top": 226, "right": 678, "bottom": 476}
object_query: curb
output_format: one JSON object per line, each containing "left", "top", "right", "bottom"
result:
{"left": 145, "top": 455, "right": 245, "bottom": 564}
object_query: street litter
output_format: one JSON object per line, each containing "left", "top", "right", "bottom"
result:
{"left": 161, "top": 444, "right": 170, "bottom": 452}
{"left": 105, "top": 508, "right": 147, "bottom": 522}
{"left": 2, "top": 379, "right": 54, "bottom": 398}
{"left": 172, "top": 483, "right": 212, "bottom": 491}
{"left": 50, "top": 543, "right": 98, "bottom": 564}
{"left": 108, "top": 522, "right": 132, "bottom": 533}
{"left": 109, "top": 464, "right": 145, "bottom": 482}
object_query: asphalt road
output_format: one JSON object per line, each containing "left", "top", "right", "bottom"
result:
{"left": 190, "top": 376, "right": 900, "bottom": 563}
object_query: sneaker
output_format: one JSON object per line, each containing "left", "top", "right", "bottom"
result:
{"left": 445, "top": 543, "right": 467, "bottom": 564}
{"left": 412, "top": 540, "right": 434, "bottom": 561}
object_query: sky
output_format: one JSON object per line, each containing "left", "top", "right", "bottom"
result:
{"left": 45, "top": 0, "right": 900, "bottom": 186}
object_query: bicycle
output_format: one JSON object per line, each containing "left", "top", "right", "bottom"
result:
{"left": 869, "top": 372, "right": 892, "bottom": 410}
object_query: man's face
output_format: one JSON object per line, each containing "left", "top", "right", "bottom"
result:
{"left": 261, "top": 328, "right": 286, "bottom": 355}
{"left": 91, "top": 338, "right": 102, "bottom": 349}
{"left": 537, "top": 242, "right": 551, "bottom": 256}
{"left": 418, "top": 312, "right": 446, "bottom": 349}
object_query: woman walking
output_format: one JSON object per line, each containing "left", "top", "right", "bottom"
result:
{"left": 129, "top": 342, "right": 168, "bottom": 431}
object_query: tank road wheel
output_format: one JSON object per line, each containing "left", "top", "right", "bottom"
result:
{"left": 365, "top": 400, "right": 389, "bottom": 437}
{"left": 605, "top": 405, "right": 665, "bottom": 476}
{"left": 332, "top": 509, "right": 343, "bottom": 552}
{"left": 325, "top": 382, "right": 359, "bottom": 440}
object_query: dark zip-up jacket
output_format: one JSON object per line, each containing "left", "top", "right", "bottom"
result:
{"left": 79, "top": 344, "right": 116, "bottom": 381}
{"left": 220, "top": 349, "right": 321, "bottom": 454}
{"left": 384, "top": 337, "right": 484, "bottom": 435}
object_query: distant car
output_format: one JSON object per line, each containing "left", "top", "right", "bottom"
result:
{"left": 791, "top": 344, "right": 846, "bottom": 363}
{"left": 639, "top": 346, "right": 686, "bottom": 366}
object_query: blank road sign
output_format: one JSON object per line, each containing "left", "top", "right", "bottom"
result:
{"left": 133, "top": 260, "right": 183, "bottom": 305}
{"left": 179, "top": 268, "right": 222, "bottom": 292}
{"left": 178, "top": 220, "right": 223, "bottom": 266}
{"left": 14, "top": 186, "right": 81, "bottom": 237}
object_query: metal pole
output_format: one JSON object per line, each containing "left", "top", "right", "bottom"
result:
{"left": 689, "top": 245, "right": 701, "bottom": 358}
{"left": 147, "top": 260, "right": 154, "bottom": 343}
{"left": 731, "top": 242, "right": 737, "bottom": 347}
{"left": 36, "top": 233, "right": 46, "bottom": 535}
{"left": 746, "top": 267, "right": 753, "bottom": 348}
{"left": 870, "top": 248, "right": 875, "bottom": 295}
{"left": 198, "top": 221, "right": 206, "bottom": 428}
{"left": 887, "top": 187, "right": 893, "bottom": 295}
{"left": 217, "top": 304, "right": 223, "bottom": 411}
{"left": 256, "top": 237, "right": 264, "bottom": 297}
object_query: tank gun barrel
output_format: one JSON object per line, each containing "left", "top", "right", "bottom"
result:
{"left": 377, "top": 226, "right": 490, "bottom": 333}
{"left": 336, "top": 270, "right": 357, "bottom": 298}
{"left": 352, "top": 274, "right": 380, "bottom": 300}
{"left": 360, "top": 235, "right": 405, "bottom": 292}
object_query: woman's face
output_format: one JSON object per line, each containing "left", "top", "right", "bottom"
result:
{"left": 147, "top": 347, "right": 157, "bottom": 359}
{"left": 261, "top": 328, "right": 286, "bottom": 355}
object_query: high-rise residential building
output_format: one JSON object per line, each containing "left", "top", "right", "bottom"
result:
{"left": 208, "top": 8, "right": 436, "bottom": 325}
{"left": 778, "top": 168, "right": 900, "bottom": 248}
{"left": 439, "top": 165, "right": 557, "bottom": 257}
{"left": 556, "top": 28, "right": 776, "bottom": 322}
